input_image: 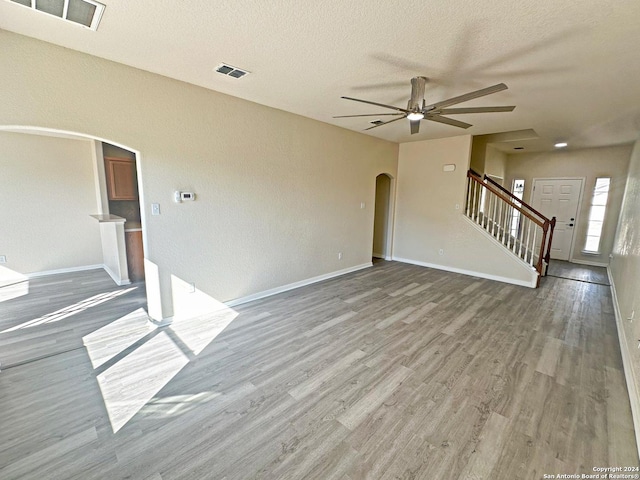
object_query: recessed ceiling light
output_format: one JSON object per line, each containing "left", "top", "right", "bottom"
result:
{"left": 554, "top": 142, "right": 568, "bottom": 148}
{"left": 407, "top": 112, "right": 424, "bottom": 121}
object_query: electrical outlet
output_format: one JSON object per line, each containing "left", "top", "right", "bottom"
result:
{"left": 151, "top": 203, "right": 161, "bottom": 216}
{"left": 338, "top": 252, "right": 343, "bottom": 260}
{"left": 189, "top": 282, "right": 196, "bottom": 293}
{"left": 629, "top": 310, "right": 635, "bottom": 322}
{"left": 455, "top": 204, "right": 460, "bottom": 210}
{"left": 0, "top": 255, "right": 6, "bottom": 264}
{"left": 438, "top": 249, "right": 444, "bottom": 256}
{"left": 360, "top": 202, "right": 365, "bottom": 209}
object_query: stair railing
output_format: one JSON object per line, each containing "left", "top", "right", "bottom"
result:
{"left": 465, "top": 170, "right": 556, "bottom": 280}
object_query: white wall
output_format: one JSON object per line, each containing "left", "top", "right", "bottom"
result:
{"left": 505, "top": 145, "right": 632, "bottom": 265}
{"left": 0, "top": 31, "right": 398, "bottom": 319}
{"left": 609, "top": 138, "right": 640, "bottom": 456}
{"left": 0, "top": 131, "right": 102, "bottom": 274}
{"left": 393, "top": 135, "right": 538, "bottom": 287}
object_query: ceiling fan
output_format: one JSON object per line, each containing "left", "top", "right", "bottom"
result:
{"left": 334, "top": 76, "right": 515, "bottom": 135}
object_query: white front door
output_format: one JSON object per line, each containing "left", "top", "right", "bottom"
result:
{"left": 531, "top": 178, "right": 583, "bottom": 261}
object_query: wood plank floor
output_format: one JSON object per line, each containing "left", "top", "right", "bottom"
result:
{"left": 0, "top": 261, "right": 637, "bottom": 479}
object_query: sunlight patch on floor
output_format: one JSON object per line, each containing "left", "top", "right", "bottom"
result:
{"left": 88, "top": 275, "right": 239, "bottom": 433}
{"left": 97, "top": 330, "right": 189, "bottom": 433}
{"left": 0, "top": 265, "right": 29, "bottom": 303}
{"left": 83, "top": 307, "right": 154, "bottom": 369}
{"left": 1, "top": 287, "right": 137, "bottom": 333}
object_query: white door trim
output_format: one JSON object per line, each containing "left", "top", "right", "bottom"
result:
{"left": 530, "top": 177, "right": 585, "bottom": 262}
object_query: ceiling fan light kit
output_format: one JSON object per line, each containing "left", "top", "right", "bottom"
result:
{"left": 335, "top": 76, "right": 516, "bottom": 135}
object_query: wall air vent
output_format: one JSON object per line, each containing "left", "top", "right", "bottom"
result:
{"left": 215, "top": 63, "right": 250, "bottom": 79}
{"left": 369, "top": 120, "right": 384, "bottom": 126}
{"left": 7, "top": 0, "right": 106, "bottom": 30}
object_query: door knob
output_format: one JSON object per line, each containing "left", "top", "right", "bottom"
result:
{"left": 569, "top": 223, "right": 574, "bottom": 227}
{"left": 570, "top": 217, "right": 575, "bottom": 221}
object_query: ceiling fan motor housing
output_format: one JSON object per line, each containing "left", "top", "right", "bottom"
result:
{"left": 409, "top": 76, "right": 428, "bottom": 112}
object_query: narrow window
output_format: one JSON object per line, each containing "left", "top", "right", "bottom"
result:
{"left": 510, "top": 179, "right": 525, "bottom": 237}
{"left": 584, "top": 177, "right": 610, "bottom": 253}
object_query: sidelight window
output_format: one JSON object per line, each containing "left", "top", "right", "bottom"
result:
{"left": 584, "top": 177, "right": 610, "bottom": 253}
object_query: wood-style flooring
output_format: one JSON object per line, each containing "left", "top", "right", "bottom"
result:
{"left": 547, "top": 260, "right": 610, "bottom": 286}
{"left": 0, "top": 261, "right": 637, "bottom": 479}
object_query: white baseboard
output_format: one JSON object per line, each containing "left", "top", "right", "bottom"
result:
{"left": 607, "top": 266, "right": 640, "bottom": 460}
{"left": 569, "top": 258, "right": 609, "bottom": 268}
{"left": 26, "top": 264, "right": 104, "bottom": 278}
{"left": 392, "top": 256, "right": 538, "bottom": 288}
{"left": 102, "top": 264, "right": 131, "bottom": 286}
{"left": 225, "top": 262, "right": 373, "bottom": 308}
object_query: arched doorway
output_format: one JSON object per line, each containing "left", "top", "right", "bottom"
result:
{"left": 0, "top": 125, "right": 150, "bottom": 305}
{"left": 373, "top": 173, "right": 393, "bottom": 260}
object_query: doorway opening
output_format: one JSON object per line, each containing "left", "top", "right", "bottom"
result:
{"left": 373, "top": 173, "right": 393, "bottom": 260}
{"left": 102, "top": 142, "right": 145, "bottom": 283}
{"left": 0, "top": 125, "right": 149, "bottom": 306}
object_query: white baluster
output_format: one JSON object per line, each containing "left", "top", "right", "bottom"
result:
{"left": 471, "top": 180, "right": 477, "bottom": 220}
{"left": 530, "top": 227, "right": 537, "bottom": 266}
{"left": 497, "top": 200, "right": 503, "bottom": 243}
{"left": 488, "top": 193, "right": 494, "bottom": 235}
{"left": 517, "top": 215, "right": 524, "bottom": 259}
{"left": 466, "top": 177, "right": 472, "bottom": 216}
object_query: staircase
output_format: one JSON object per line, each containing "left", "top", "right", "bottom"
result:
{"left": 465, "top": 170, "right": 556, "bottom": 286}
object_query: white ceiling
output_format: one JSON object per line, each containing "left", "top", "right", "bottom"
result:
{"left": 2, "top": 0, "right": 640, "bottom": 151}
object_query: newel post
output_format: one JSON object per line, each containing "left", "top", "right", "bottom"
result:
{"left": 543, "top": 217, "right": 557, "bottom": 276}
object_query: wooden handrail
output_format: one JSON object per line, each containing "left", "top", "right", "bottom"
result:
{"left": 467, "top": 172, "right": 546, "bottom": 228}
{"left": 483, "top": 174, "right": 550, "bottom": 224}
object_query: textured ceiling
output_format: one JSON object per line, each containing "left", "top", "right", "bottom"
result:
{"left": 2, "top": 0, "right": 640, "bottom": 151}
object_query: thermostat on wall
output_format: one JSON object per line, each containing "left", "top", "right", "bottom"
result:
{"left": 174, "top": 191, "right": 196, "bottom": 203}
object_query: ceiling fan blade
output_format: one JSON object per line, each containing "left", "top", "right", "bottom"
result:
{"left": 410, "top": 120, "right": 420, "bottom": 135}
{"left": 438, "top": 106, "right": 515, "bottom": 115}
{"left": 426, "top": 83, "right": 508, "bottom": 110}
{"left": 333, "top": 113, "right": 405, "bottom": 118}
{"left": 364, "top": 115, "right": 407, "bottom": 130}
{"left": 341, "top": 96, "right": 409, "bottom": 113}
{"left": 425, "top": 114, "right": 473, "bottom": 129}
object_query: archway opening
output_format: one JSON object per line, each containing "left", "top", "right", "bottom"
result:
{"left": 373, "top": 173, "right": 392, "bottom": 261}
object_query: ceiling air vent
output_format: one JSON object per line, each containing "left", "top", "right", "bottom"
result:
{"left": 369, "top": 120, "right": 384, "bottom": 126}
{"left": 215, "top": 63, "right": 250, "bottom": 79}
{"left": 7, "top": 0, "right": 106, "bottom": 30}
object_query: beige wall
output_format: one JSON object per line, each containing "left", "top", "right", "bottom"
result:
{"left": 393, "top": 135, "right": 538, "bottom": 287}
{"left": 0, "top": 131, "right": 103, "bottom": 273}
{"left": 484, "top": 145, "right": 507, "bottom": 184}
{"left": 469, "top": 137, "right": 506, "bottom": 184}
{"left": 0, "top": 31, "right": 398, "bottom": 318}
{"left": 470, "top": 136, "right": 488, "bottom": 175}
{"left": 610, "top": 138, "right": 640, "bottom": 453}
{"left": 505, "top": 145, "right": 632, "bottom": 265}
